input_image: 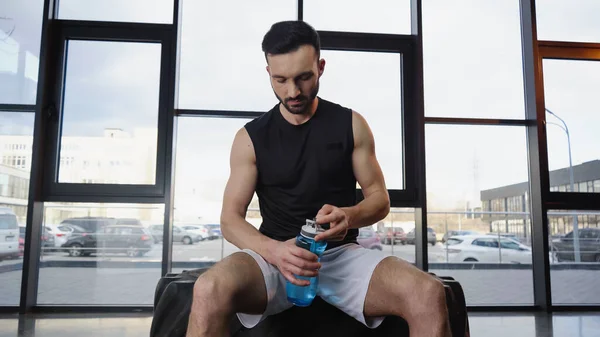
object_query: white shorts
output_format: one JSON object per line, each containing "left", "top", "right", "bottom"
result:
{"left": 236, "top": 243, "right": 390, "bottom": 329}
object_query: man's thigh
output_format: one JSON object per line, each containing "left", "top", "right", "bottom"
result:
{"left": 317, "top": 244, "right": 390, "bottom": 328}
{"left": 197, "top": 250, "right": 267, "bottom": 315}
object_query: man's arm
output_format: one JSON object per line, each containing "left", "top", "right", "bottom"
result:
{"left": 220, "top": 127, "right": 274, "bottom": 257}
{"left": 315, "top": 111, "right": 390, "bottom": 241}
{"left": 221, "top": 127, "right": 320, "bottom": 285}
{"left": 343, "top": 110, "right": 390, "bottom": 229}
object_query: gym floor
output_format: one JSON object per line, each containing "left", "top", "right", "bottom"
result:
{"left": 0, "top": 312, "right": 598, "bottom": 337}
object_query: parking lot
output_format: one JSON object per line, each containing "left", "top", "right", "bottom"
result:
{"left": 0, "top": 239, "right": 598, "bottom": 306}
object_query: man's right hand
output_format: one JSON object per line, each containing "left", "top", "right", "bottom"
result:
{"left": 267, "top": 239, "right": 321, "bottom": 286}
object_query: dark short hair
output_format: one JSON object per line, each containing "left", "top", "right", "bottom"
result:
{"left": 261, "top": 20, "right": 320, "bottom": 60}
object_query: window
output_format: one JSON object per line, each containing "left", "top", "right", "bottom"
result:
{"left": 536, "top": 0, "right": 600, "bottom": 43}
{"left": 58, "top": 40, "right": 161, "bottom": 185}
{"left": 178, "top": 0, "right": 296, "bottom": 110}
{"left": 422, "top": 1, "right": 525, "bottom": 118}
{"left": 37, "top": 203, "right": 164, "bottom": 305}
{"left": 304, "top": 0, "right": 411, "bottom": 35}
{"left": 0, "top": 0, "right": 44, "bottom": 105}
{"left": 0, "top": 111, "right": 33, "bottom": 305}
{"left": 427, "top": 125, "right": 533, "bottom": 305}
{"left": 543, "top": 59, "right": 600, "bottom": 192}
{"left": 319, "top": 50, "right": 403, "bottom": 189}
{"left": 548, "top": 210, "right": 600, "bottom": 304}
{"left": 57, "top": 0, "right": 173, "bottom": 24}
{"left": 172, "top": 117, "right": 253, "bottom": 269}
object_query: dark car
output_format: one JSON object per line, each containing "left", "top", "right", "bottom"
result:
{"left": 405, "top": 227, "right": 437, "bottom": 246}
{"left": 61, "top": 225, "right": 153, "bottom": 257}
{"left": 357, "top": 227, "right": 382, "bottom": 250}
{"left": 60, "top": 217, "right": 117, "bottom": 233}
{"left": 551, "top": 228, "right": 600, "bottom": 263}
{"left": 380, "top": 228, "right": 406, "bottom": 245}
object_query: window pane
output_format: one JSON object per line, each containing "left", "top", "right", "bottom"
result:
{"left": 426, "top": 125, "right": 533, "bottom": 305}
{"left": 377, "top": 208, "right": 415, "bottom": 264}
{"left": 536, "top": 0, "right": 600, "bottom": 43}
{"left": 0, "top": 111, "right": 33, "bottom": 305}
{"left": 59, "top": 41, "right": 160, "bottom": 185}
{"left": 172, "top": 117, "right": 251, "bottom": 269}
{"left": 319, "top": 50, "right": 403, "bottom": 189}
{"left": 0, "top": 0, "right": 44, "bottom": 104}
{"left": 37, "top": 203, "right": 164, "bottom": 305}
{"left": 549, "top": 210, "right": 600, "bottom": 304}
{"left": 304, "top": 0, "right": 411, "bottom": 35}
{"left": 423, "top": 1, "right": 525, "bottom": 118}
{"left": 543, "top": 59, "right": 600, "bottom": 192}
{"left": 58, "top": 0, "right": 173, "bottom": 24}
{"left": 178, "top": 0, "right": 296, "bottom": 110}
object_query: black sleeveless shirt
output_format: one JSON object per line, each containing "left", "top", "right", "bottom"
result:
{"left": 244, "top": 98, "right": 358, "bottom": 250}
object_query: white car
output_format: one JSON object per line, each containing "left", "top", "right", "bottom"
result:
{"left": 442, "top": 234, "right": 532, "bottom": 264}
{"left": 179, "top": 225, "right": 210, "bottom": 241}
{"left": 44, "top": 224, "right": 75, "bottom": 248}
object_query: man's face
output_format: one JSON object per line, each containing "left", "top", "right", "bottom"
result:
{"left": 266, "top": 45, "right": 325, "bottom": 115}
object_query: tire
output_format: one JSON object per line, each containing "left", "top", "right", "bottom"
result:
{"left": 431, "top": 242, "right": 436, "bottom": 246}
{"left": 68, "top": 244, "right": 83, "bottom": 257}
{"left": 463, "top": 258, "right": 478, "bottom": 262}
{"left": 182, "top": 236, "right": 192, "bottom": 245}
{"left": 126, "top": 246, "right": 139, "bottom": 257}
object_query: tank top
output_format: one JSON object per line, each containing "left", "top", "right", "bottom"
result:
{"left": 244, "top": 98, "right": 358, "bottom": 250}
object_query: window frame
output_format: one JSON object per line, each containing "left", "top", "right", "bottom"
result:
{"left": 42, "top": 20, "right": 176, "bottom": 202}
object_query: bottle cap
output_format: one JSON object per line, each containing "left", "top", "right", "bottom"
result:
{"left": 300, "top": 218, "right": 324, "bottom": 239}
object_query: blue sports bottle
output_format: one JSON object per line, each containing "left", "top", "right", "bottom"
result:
{"left": 286, "top": 218, "right": 328, "bottom": 307}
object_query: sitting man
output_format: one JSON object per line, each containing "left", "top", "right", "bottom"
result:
{"left": 186, "top": 20, "right": 451, "bottom": 337}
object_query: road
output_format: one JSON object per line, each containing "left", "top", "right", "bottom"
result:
{"left": 0, "top": 239, "right": 598, "bottom": 306}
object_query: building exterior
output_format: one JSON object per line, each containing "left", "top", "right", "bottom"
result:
{"left": 0, "top": 128, "right": 160, "bottom": 224}
{"left": 481, "top": 160, "right": 600, "bottom": 239}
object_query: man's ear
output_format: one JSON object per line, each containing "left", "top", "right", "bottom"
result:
{"left": 318, "top": 59, "right": 326, "bottom": 77}
{"left": 266, "top": 65, "right": 270, "bottom": 75}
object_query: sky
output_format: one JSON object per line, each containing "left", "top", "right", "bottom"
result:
{"left": 1, "top": 0, "right": 600, "bottom": 220}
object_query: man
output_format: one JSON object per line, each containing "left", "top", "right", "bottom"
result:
{"left": 186, "top": 20, "right": 451, "bottom": 337}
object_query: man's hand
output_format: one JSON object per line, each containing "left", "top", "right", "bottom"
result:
{"left": 268, "top": 239, "right": 321, "bottom": 286}
{"left": 314, "top": 204, "right": 349, "bottom": 242}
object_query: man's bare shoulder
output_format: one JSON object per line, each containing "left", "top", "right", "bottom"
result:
{"left": 231, "top": 127, "right": 256, "bottom": 164}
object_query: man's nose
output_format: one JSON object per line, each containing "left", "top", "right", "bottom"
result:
{"left": 287, "top": 83, "right": 300, "bottom": 98}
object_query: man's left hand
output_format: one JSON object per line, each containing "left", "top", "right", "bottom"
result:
{"left": 314, "top": 204, "right": 349, "bottom": 242}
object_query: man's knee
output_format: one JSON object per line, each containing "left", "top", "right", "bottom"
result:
{"left": 191, "top": 252, "right": 265, "bottom": 315}
{"left": 409, "top": 276, "right": 447, "bottom": 318}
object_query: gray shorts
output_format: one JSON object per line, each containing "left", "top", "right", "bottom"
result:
{"left": 236, "top": 243, "right": 390, "bottom": 329}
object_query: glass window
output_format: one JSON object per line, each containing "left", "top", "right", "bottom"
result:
{"left": 0, "top": 0, "right": 44, "bottom": 105}
{"left": 427, "top": 125, "right": 533, "bottom": 305}
{"left": 58, "top": 40, "right": 161, "bottom": 185}
{"left": 549, "top": 209, "right": 600, "bottom": 304}
{"left": 0, "top": 111, "right": 33, "bottom": 305}
{"left": 422, "top": 1, "right": 524, "bottom": 118}
{"left": 178, "top": 0, "right": 296, "bottom": 110}
{"left": 172, "top": 117, "right": 252, "bottom": 269}
{"left": 57, "top": 0, "right": 173, "bottom": 24}
{"left": 37, "top": 203, "right": 164, "bottom": 305}
{"left": 377, "top": 208, "right": 415, "bottom": 264}
{"left": 536, "top": 0, "right": 600, "bottom": 43}
{"left": 543, "top": 59, "right": 600, "bottom": 192}
{"left": 303, "top": 0, "right": 411, "bottom": 35}
{"left": 319, "top": 50, "right": 403, "bottom": 189}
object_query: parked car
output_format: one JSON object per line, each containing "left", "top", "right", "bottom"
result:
{"left": 147, "top": 224, "right": 203, "bottom": 244}
{"left": 441, "top": 230, "right": 479, "bottom": 244}
{"left": 60, "top": 217, "right": 117, "bottom": 233}
{"left": 380, "top": 228, "right": 406, "bottom": 245}
{"left": 20, "top": 225, "right": 55, "bottom": 253}
{"left": 443, "top": 234, "right": 531, "bottom": 264}
{"left": 44, "top": 224, "right": 74, "bottom": 249}
{"left": 0, "top": 207, "right": 19, "bottom": 261}
{"left": 205, "top": 224, "right": 222, "bottom": 240}
{"left": 179, "top": 225, "right": 210, "bottom": 241}
{"left": 551, "top": 228, "right": 600, "bottom": 262}
{"left": 405, "top": 227, "right": 437, "bottom": 246}
{"left": 61, "top": 225, "right": 154, "bottom": 257}
{"left": 357, "top": 227, "right": 382, "bottom": 250}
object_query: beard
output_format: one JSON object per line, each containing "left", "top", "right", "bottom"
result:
{"left": 274, "top": 81, "right": 320, "bottom": 115}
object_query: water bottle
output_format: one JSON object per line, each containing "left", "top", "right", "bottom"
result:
{"left": 286, "top": 218, "right": 327, "bottom": 307}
